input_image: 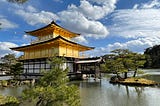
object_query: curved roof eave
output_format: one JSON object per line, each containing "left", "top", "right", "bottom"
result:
{"left": 25, "top": 21, "right": 80, "bottom": 36}
{"left": 10, "top": 36, "right": 94, "bottom": 51}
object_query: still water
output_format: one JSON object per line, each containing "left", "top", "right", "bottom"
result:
{"left": 0, "top": 69, "right": 160, "bottom": 106}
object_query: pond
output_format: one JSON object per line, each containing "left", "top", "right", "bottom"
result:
{"left": 77, "top": 79, "right": 160, "bottom": 106}
{"left": 0, "top": 69, "right": 160, "bottom": 106}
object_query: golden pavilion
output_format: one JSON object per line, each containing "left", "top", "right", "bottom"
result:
{"left": 11, "top": 21, "right": 94, "bottom": 73}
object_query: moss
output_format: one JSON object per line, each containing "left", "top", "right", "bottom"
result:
{"left": 119, "top": 77, "right": 158, "bottom": 86}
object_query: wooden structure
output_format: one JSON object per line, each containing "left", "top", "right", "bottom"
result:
{"left": 11, "top": 21, "right": 94, "bottom": 74}
{"left": 75, "top": 57, "right": 104, "bottom": 79}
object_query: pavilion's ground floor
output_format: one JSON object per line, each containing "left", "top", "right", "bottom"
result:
{"left": 21, "top": 57, "right": 74, "bottom": 74}
{"left": 21, "top": 57, "right": 104, "bottom": 80}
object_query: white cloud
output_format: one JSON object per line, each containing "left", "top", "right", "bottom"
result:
{"left": 109, "top": 9, "right": 160, "bottom": 39}
{"left": 109, "top": 0, "right": 160, "bottom": 40}
{"left": 72, "top": 36, "right": 88, "bottom": 44}
{"left": 0, "top": 15, "right": 18, "bottom": 29}
{"left": 53, "top": 0, "right": 63, "bottom": 3}
{"left": 26, "top": 5, "right": 37, "bottom": 12}
{"left": 59, "top": 10, "right": 109, "bottom": 39}
{"left": 8, "top": 0, "right": 117, "bottom": 41}
{"left": 0, "top": 42, "right": 19, "bottom": 57}
{"left": 23, "top": 34, "right": 35, "bottom": 41}
{"left": 1, "top": 1, "right": 58, "bottom": 26}
{"left": 21, "top": 43, "right": 29, "bottom": 46}
{"left": 105, "top": 37, "right": 157, "bottom": 53}
{"left": 0, "top": 0, "right": 6, "bottom": 2}
{"left": 134, "top": 0, "right": 160, "bottom": 9}
{"left": 90, "top": 36, "right": 160, "bottom": 56}
{"left": 91, "top": 0, "right": 160, "bottom": 56}
{"left": 23, "top": 34, "right": 30, "bottom": 40}
{"left": 58, "top": 0, "right": 117, "bottom": 39}
{"left": 75, "top": 0, "right": 117, "bottom": 20}
{"left": 14, "top": 5, "right": 59, "bottom": 26}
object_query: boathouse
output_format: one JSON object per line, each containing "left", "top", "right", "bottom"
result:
{"left": 11, "top": 21, "right": 96, "bottom": 76}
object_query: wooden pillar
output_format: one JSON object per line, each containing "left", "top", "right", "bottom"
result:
{"left": 80, "top": 64, "right": 82, "bottom": 71}
{"left": 33, "top": 59, "right": 35, "bottom": 73}
{"left": 74, "top": 63, "right": 76, "bottom": 72}
{"left": 94, "top": 63, "right": 96, "bottom": 80}
{"left": 99, "top": 63, "right": 101, "bottom": 79}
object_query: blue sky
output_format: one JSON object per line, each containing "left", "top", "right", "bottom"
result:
{"left": 1, "top": 0, "right": 160, "bottom": 57}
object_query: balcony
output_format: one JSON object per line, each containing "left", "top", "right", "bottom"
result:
{"left": 31, "top": 36, "right": 73, "bottom": 44}
{"left": 31, "top": 38, "right": 49, "bottom": 44}
{"left": 79, "top": 52, "right": 89, "bottom": 58}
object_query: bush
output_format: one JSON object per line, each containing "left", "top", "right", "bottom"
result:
{"left": 0, "top": 95, "right": 19, "bottom": 106}
{"left": 1, "top": 80, "right": 8, "bottom": 87}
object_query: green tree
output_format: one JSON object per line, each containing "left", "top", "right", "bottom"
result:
{"left": 101, "top": 49, "right": 146, "bottom": 78}
{"left": 0, "top": 54, "right": 17, "bottom": 73}
{"left": 144, "top": 54, "right": 152, "bottom": 68}
{"left": 144, "top": 45, "right": 160, "bottom": 68}
{"left": 101, "top": 55, "right": 125, "bottom": 76}
{"left": 130, "top": 53, "right": 146, "bottom": 77}
{"left": 111, "top": 49, "right": 133, "bottom": 78}
{"left": 23, "top": 56, "right": 80, "bottom": 106}
{"left": 10, "top": 62, "right": 23, "bottom": 80}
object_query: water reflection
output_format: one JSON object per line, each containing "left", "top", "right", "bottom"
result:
{"left": 0, "top": 85, "right": 28, "bottom": 97}
{"left": 143, "top": 75, "right": 160, "bottom": 83}
{"left": 78, "top": 78, "right": 160, "bottom": 106}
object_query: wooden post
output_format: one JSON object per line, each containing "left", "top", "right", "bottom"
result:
{"left": 94, "top": 63, "right": 96, "bottom": 80}
{"left": 98, "top": 63, "right": 101, "bottom": 79}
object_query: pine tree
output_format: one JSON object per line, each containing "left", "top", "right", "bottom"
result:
{"left": 23, "top": 56, "right": 80, "bottom": 106}
{"left": 101, "top": 49, "right": 146, "bottom": 78}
